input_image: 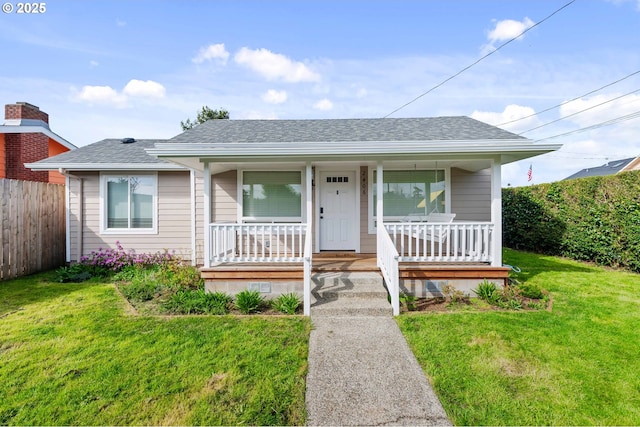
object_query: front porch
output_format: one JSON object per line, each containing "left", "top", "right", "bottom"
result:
{"left": 202, "top": 246, "right": 510, "bottom": 316}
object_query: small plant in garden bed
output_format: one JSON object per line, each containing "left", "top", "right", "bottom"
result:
{"left": 55, "top": 264, "right": 92, "bottom": 283}
{"left": 163, "top": 290, "right": 233, "bottom": 315}
{"left": 271, "top": 293, "right": 302, "bottom": 315}
{"left": 442, "top": 284, "right": 469, "bottom": 306}
{"left": 472, "top": 279, "right": 549, "bottom": 311}
{"left": 400, "top": 292, "right": 418, "bottom": 311}
{"left": 235, "top": 290, "right": 266, "bottom": 314}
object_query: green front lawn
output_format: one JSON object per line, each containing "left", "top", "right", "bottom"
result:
{"left": 0, "top": 273, "right": 310, "bottom": 426}
{"left": 398, "top": 248, "right": 640, "bottom": 425}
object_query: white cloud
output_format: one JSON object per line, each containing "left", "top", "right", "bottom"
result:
{"left": 488, "top": 17, "right": 535, "bottom": 43}
{"left": 262, "top": 89, "right": 288, "bottom": 104}
{"left": 116, "top": 19, "right": 126, "bottom": 27}
{"left": 73, "top": 79, "right": 166, "bottom": 108}
{"left": 313, "top": 98, "right": 333, "bottom": 111}
{"left": 73, "top": 85, "right": 127, "bottom": 108}
{"left": 234, "top": 47, "right": 321, "bottom": 83}
{"left": 192, "top": 43, "right": 229, "bottom": 65}
{"left": 559, "top": 93, "right": 640, "bottom": 126}
{"left": 122, "top": 79, "right": 166, "bottom": 99}
{"left": 89, "top": 60, "right": 99, "bottom": 68}
{"left": 483, "top": 17, "right": 534, "bottom": 52}
{"left": 471, "top": 104, "right": 539, "bottom": 133}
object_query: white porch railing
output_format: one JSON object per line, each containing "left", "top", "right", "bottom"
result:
{"left": 384, "top": 222, "right": 494, "bottom": 263}
{"left": 377, "top": 224, "right": 400, "bottom": 316}
{"left": 210, "top": 222, "right": 312, "bottom": 316}
{"left": 210, "top": 223, "right": 307, "bottom": 262}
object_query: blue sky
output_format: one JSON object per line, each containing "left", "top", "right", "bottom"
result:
{"left": 1, "top": 0, "right": 639, "bottom": 186}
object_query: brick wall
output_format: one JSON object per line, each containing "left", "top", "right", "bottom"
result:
{"left": 0, "top": 134, "right": 5, "bottom": 179}
{"left": 5, "top": 102, "right": 49, "bottom": 123}
{"left": 5, "top": 132, "right": 49, "bottom": 182}
{"left": 3, "top": 102, "right": 55, "bottom": 183}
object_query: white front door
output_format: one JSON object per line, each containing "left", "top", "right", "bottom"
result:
{"left": 319, "top": 171, "right": 357, "bottom": 250}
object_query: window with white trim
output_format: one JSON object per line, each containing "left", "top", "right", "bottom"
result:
{"left": 102, "top": 174, "right": 157, "bottom": 232}
{"left": 241, "top": 171, "right": 302, "bottom": 221}
{"left": 369, "top": 169, "right": 447, "bottom": 231}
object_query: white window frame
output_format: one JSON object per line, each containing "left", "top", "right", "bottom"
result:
{"left": 368, "top": 167, "right": 451, "bottom": 233}
{"left": 100, "top": 172, "right": 158, "bottom": 235}
{"left": 237, "top": 169, "right": 305, "bottom": 223}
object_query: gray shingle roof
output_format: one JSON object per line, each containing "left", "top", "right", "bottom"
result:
{"left": 32, "top": 138, "right": 173, "bottom": 166}
{"left": 563, "top": 157, "right": 636, "bottom": 180}
{"left": 30, "top": 117, "right": 527, "bottom": 168}
{"left": 169, "top": 117, "right": 525, "bottom": 144}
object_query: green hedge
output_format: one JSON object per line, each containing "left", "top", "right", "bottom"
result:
{"left": 503, "top": 170, "right": 640, "bottom": 272}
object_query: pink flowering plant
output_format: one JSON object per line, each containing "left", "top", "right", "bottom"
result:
{"left": 78, "top": 241, "right": 176, "bottom": 276}
{"left": 56, "top": 241, "right": 178, "bottom": 282}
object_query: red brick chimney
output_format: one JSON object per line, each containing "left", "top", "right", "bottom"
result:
{"left": 3, "top": 102, "right": 49, "bottom": 182}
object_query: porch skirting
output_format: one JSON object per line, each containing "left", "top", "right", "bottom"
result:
{"left": 200, "top": 256, "right": 509, "bottom": 299}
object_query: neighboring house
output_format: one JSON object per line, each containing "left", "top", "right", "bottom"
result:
{"left": 563, "top": 156, "right": 640, "bottom": 180}
{"left": 0, "top": 102, "right": 76, "bottom": 184}
{"left": 27, "top": 117, "right": 561, "bottom": 315}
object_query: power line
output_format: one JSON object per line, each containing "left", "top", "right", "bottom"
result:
{"left": 519, "top": 88, "right": 640, "bottom": 134}
{"left": 534, "top": 110, "right": 640, "bottom": 142}
{"left": 496, "top": 69, "right": 640, "bottom": 127}
{"left": 383, "top": 0, "right": 577, "bottom": 118}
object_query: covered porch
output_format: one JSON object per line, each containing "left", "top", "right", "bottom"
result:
{"left": 201, "top": 159, "right": 504, "bottom": 316}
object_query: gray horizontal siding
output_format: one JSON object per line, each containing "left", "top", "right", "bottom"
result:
{"left": 73, "top": 171, "right": 193, "bottom": 261}
{"left": 450, "top": 167, "right": 491, "bottom": 221}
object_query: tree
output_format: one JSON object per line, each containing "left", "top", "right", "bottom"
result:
{"left": 180, "top": 106, "right": 229, "bottom": 130}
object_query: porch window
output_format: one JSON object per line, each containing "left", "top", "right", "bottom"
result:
{"left": 101, "top": 174, "right": 157, "bottom": 233}
{"left": 371, "top": 169, "right": 446, "bottom": 228}
{"left": 242, "top": 171, "right": 302, "bottom": 221}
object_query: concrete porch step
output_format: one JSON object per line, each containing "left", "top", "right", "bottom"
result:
{"left": 311, "top": 271, "right": 392, "bottom": 317}
{"left": 312, "top": 272, "right": 387, "bottom": 299}
{"left": 310, "top": 296, "right": 393, "bottom": 317}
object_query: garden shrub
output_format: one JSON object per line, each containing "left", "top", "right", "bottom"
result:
{"left": 163, "top": 290, "right": 232, "bottom": 315}
{"left": 120, "top": 278, "right": 162, "bottom": 302}
{"left": 55, "top": 264, "right": 93, "bottom": 283}
{"left": 503, "top": 170, "right": 640, "bottom": 272}
{"left": 271, "top": 293, "right": 301, "bottom": 314}
{"left": 235, "top": 290, "right": 265, "bottom": 314}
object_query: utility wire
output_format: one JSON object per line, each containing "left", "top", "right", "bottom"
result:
{"left": 519, "top": 88, "right": 640, "bottom": 134}
{"left": 496, "top": 69, "right": 640, "bottom": 127}
{"left": 535, "top": 110, "right": 640, "bottom": 142}
{"left": 383, "top": 0, "right": 577, "bottom": 118}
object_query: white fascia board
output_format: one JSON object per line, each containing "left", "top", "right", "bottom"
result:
{"left": 0, "top": 125, "right": 77, "bottom": 150}
{"left": 24, "top": 162, "right": 186, "bottom": 171}
{"left": 146, "top": 140, "right": 562, "bottom": 159}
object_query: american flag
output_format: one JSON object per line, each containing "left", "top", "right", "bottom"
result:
{"left": 527, "top": 164, "right": 533, "bottom": 182}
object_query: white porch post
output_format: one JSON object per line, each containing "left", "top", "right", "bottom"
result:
{"left": 376, "top": 161, "right": 384, "bottom": 265}
{"left": 491, "top": 159, "right": 502, "bottom": 267}
{"left": 304, "top": 162, "right": 312, "bottom": 316}
{"left": 203, "top": 161, "right": 211, "bottom": 268}
{"left": 376, "top": 162, "right": 384, "bottom": 220}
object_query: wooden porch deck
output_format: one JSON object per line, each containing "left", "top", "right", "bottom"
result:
{"left": 201, "top": 252, "right": 510, "bottom": 282}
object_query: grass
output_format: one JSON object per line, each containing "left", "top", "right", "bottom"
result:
{"left": 397, "top": 248, "right": 640, "bottom": 425}
{"left": 0, "top": 272, "right": 310, "bottom": 426}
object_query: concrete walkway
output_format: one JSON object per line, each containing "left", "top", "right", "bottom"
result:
{"left": 305, "top": 316, "right": 451, "bottom": 426}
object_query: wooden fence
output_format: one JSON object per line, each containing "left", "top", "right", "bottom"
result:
{"left": 0, "top": 178, "right": 66, "bottom": 281}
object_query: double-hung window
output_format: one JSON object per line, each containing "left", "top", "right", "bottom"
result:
{"left": 370, "top": 169, "right": 447, "bottom": 231}
{"left": 241, "top": 171, "right": 302, "bottom": 222}
{"left": 101, "top": 174, "right": 157, "bottom": 233}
